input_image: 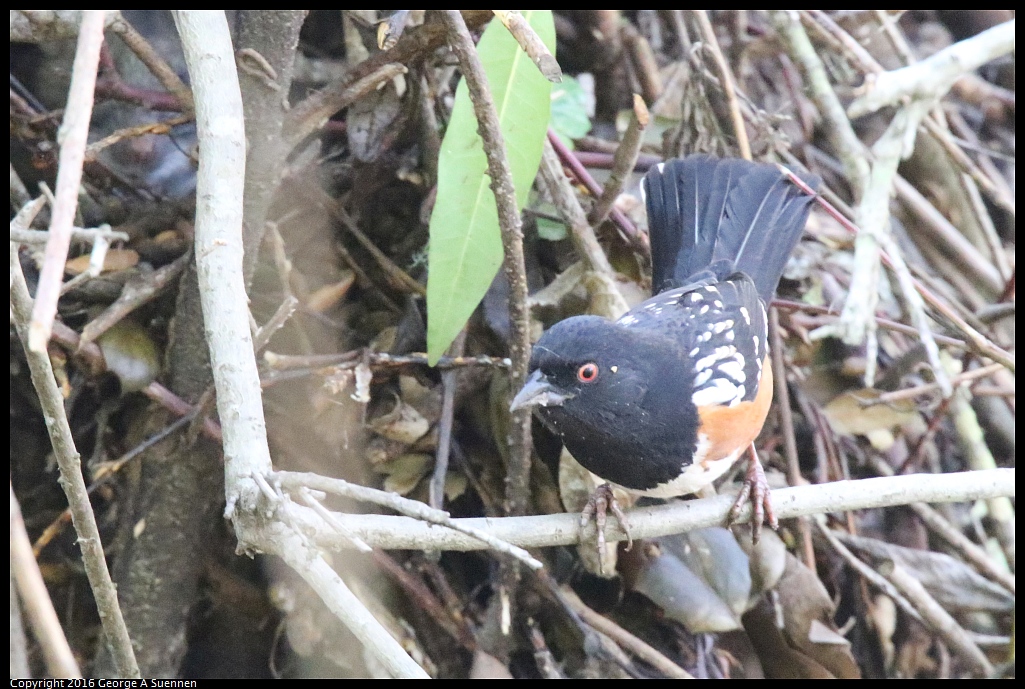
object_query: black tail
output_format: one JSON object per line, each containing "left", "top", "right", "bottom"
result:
{"left": 642, "top": 156, "right": 820, "bottom": 303}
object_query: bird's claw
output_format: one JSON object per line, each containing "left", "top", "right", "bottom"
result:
{"left": 726, "top": 445, "right": 778, "bottom": 543}
{"left": 581, "top": 483, "right": 632, "bottom": 574}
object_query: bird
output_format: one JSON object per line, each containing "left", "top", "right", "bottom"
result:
{"left": 511, "top": 155, "right": 820, "bottom": 554}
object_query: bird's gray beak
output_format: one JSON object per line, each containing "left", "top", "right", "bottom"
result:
{"left": 510, "top": 369, "right": 574, "bottom": 412}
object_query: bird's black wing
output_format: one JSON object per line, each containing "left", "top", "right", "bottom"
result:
{"left": 616, "top": 272, "right": 767, "bottom": 407}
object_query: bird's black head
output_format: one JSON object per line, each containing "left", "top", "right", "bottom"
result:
{"left": 511, "top": 315, "right": 699, "bottom": 490}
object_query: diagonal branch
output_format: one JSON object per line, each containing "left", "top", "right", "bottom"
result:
{"left": 173, "top": 10, "right": 427, "bottom": 678}
{"left": 11, "top": 246, "right": 140, "bottom": 678}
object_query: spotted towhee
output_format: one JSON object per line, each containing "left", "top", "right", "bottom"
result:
{"left": 512, "top": 155, "right": 820, "bottom": 547}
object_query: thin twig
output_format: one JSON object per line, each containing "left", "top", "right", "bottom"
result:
{"left": 308, "top": 469, "right": 1015, "bottom": 552}
{"left": 109, "top": 12, "right": 194, "bottom": 110}
{"left": 924, "top": 117, "right": 1015, "bottom": 219}
{"left": 847, "top": 20, "right": 1015, "bottom": 118}
{"left": 28, "top": 10, "right": 106, "bottom": 353}
{"left": 778, "top": 169, "right": 1015, "bottom": 373}
{"left": 253, "top": 295, "right": 299, "bottom": 353}
{"left": 263, "top": 349, "right": 510, "bottom": 372}
{"left": 547, "top": 131, "right": 648, "bottom": 253}
{"left": 84, "top": 114, "right": 194, "bottom": 162}
{"left": 11, "top": 226, "right": 129, "bottom": 245}
{"left": 272, "top": 504, "right": 431, "bottom": 678}
{"left": 620, "top": 22, "right": 663, "bottom": 105}
{"left": 306, "top": 187, "right": 426, "bottom": 296}
{"left": 893, "top": 175, "right": 1003, "bottom": 295}
{"left": 587, "top": 94, "right": 649, "bottom": 227}
{"left": 773, "top": 300, "right": 967, "bottom": 349}
{"left": 282, "top": 12, "right": 497, "bottom": 152}
{"left": 33, "top": 412, "right": 196, "bottom": 557}
{"left": 431, "top": 330, "right": 466, "bottom": 511}
{"left": 10, "top": 485, "right": 82, "bottom": 678}
{"left": 773, "top": 11, "right": 868, "bottom": 200}
{"left": 864, "top": 363, "right": 1005, "bottom": 405}
{"left": 371, "top": 551, "right": 476, "bottom": 651}
{"left": 284, "top": 62, "right": 408, "bottom": 150}
{"left": 881, "top": 562, "right": 995, "bottom": 676}
{"left": 440, "top": 10, "right": 534, "bottom": 521}
{"left": 866, "top": 455, "right": 1014, "bottom": 594}
{"left": 526, "top": 618, "right": 566, "bottom": 679}
{"left": 801, "top": 10, "right": 1014, "bottom": 218}
{"left": 769, "top": 308, "right": 814, "bottom": 570}
{"left": 492, "top": 10, "right": 562, "bottom": 83}
{"left": 539, "top": 141, "right": 620, "bottom": 284}
{"left": 561, "top": 587, "right": 694, "bottom": 679}
{"left": 274, "top": 471, "right": 543, "bottom": 570}
{"left": 10, "top": 163, "right": 32, "bottom": 209}
{"left": 297, "top": 488, "right": 373, "bottom": 553}
{"left": 11, "top": 245, "right": 140, "bottom": 677}
{"left": 80, "top": 250, "right": 191, "bottom": 346}
{"left": 691, "top": 11, "right": 750, "bottom": 160}
{"left": 948, "top": 390, "right": 1016, "bottom": 571}
{"left": 814, "top": 516, "right": 926, "bottom": 627}
{"left": 939, "top": 112, "right": 1015, "bottom": 218}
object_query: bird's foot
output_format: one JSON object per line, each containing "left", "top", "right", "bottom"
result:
{"left": 580, "top": 483, "right": 632, "bottom": 573}
{"left": 726, "top": 445, "right": 778, "bottom": 542}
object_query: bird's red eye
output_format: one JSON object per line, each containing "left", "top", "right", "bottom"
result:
{"left": 577, "top": 363, "right": 599, "bottom": 383}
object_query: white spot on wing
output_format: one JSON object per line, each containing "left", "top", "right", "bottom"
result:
{"left": 694, "top": 369, "right": 713, "bottom": 386}
{"left": 690, "top": 347, "right": 700, "bottom": 357}
{"left": 699, "top": 305, "right": 709, "bottom": 315}
{"left": 718, "top": 360, "right": 746, "bottom": 382}
{"left": 729, "top": 384, "right": 746, "bottom": 406}
{"left": 740, "top": 306, "right": 751, "bottom": 325}
{"left": 704, "top": 286, "right": 719, "bottom": 294}
{"left": 692, "top": 378, "right": 740, "bottom": 406}
{"left": 689, "top": 293, "right": 702, "bottom": 303}
{"left": 725, "top": 330, "right": 735, "bottom": 342}
{"left": 695, "top": 353, "right": 718, "bottom": 371}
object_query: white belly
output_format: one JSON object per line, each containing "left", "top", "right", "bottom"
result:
{"left": 633, "top": 445, "right": 744, "bottom": 498}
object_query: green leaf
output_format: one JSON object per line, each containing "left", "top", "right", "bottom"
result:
{"left": 549, "top": 74, "right": 592, "bottom": 145}
{"left": 535, "top": 215, "right": 567, "bottom": 241}
{"left": 427, "top": 11, "right": 555, "bottom": 364}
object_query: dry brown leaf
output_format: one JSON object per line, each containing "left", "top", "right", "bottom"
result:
{"left": 822, "top": 388, "right": 925, "bottom": 450}
{"left": 379, "top": 453, "right": 432, "bottom": 496}
{"left": 772, "top": 553, "right": 860, "bottom": 678}
{"left": 305, "top": 271, "right": 355, "bottom": 312}
{"left": 368, "top": 399, "right": 429, "bottom": 443}
{"left": 64, "top": 248, "right": 139, "bottom": 275}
